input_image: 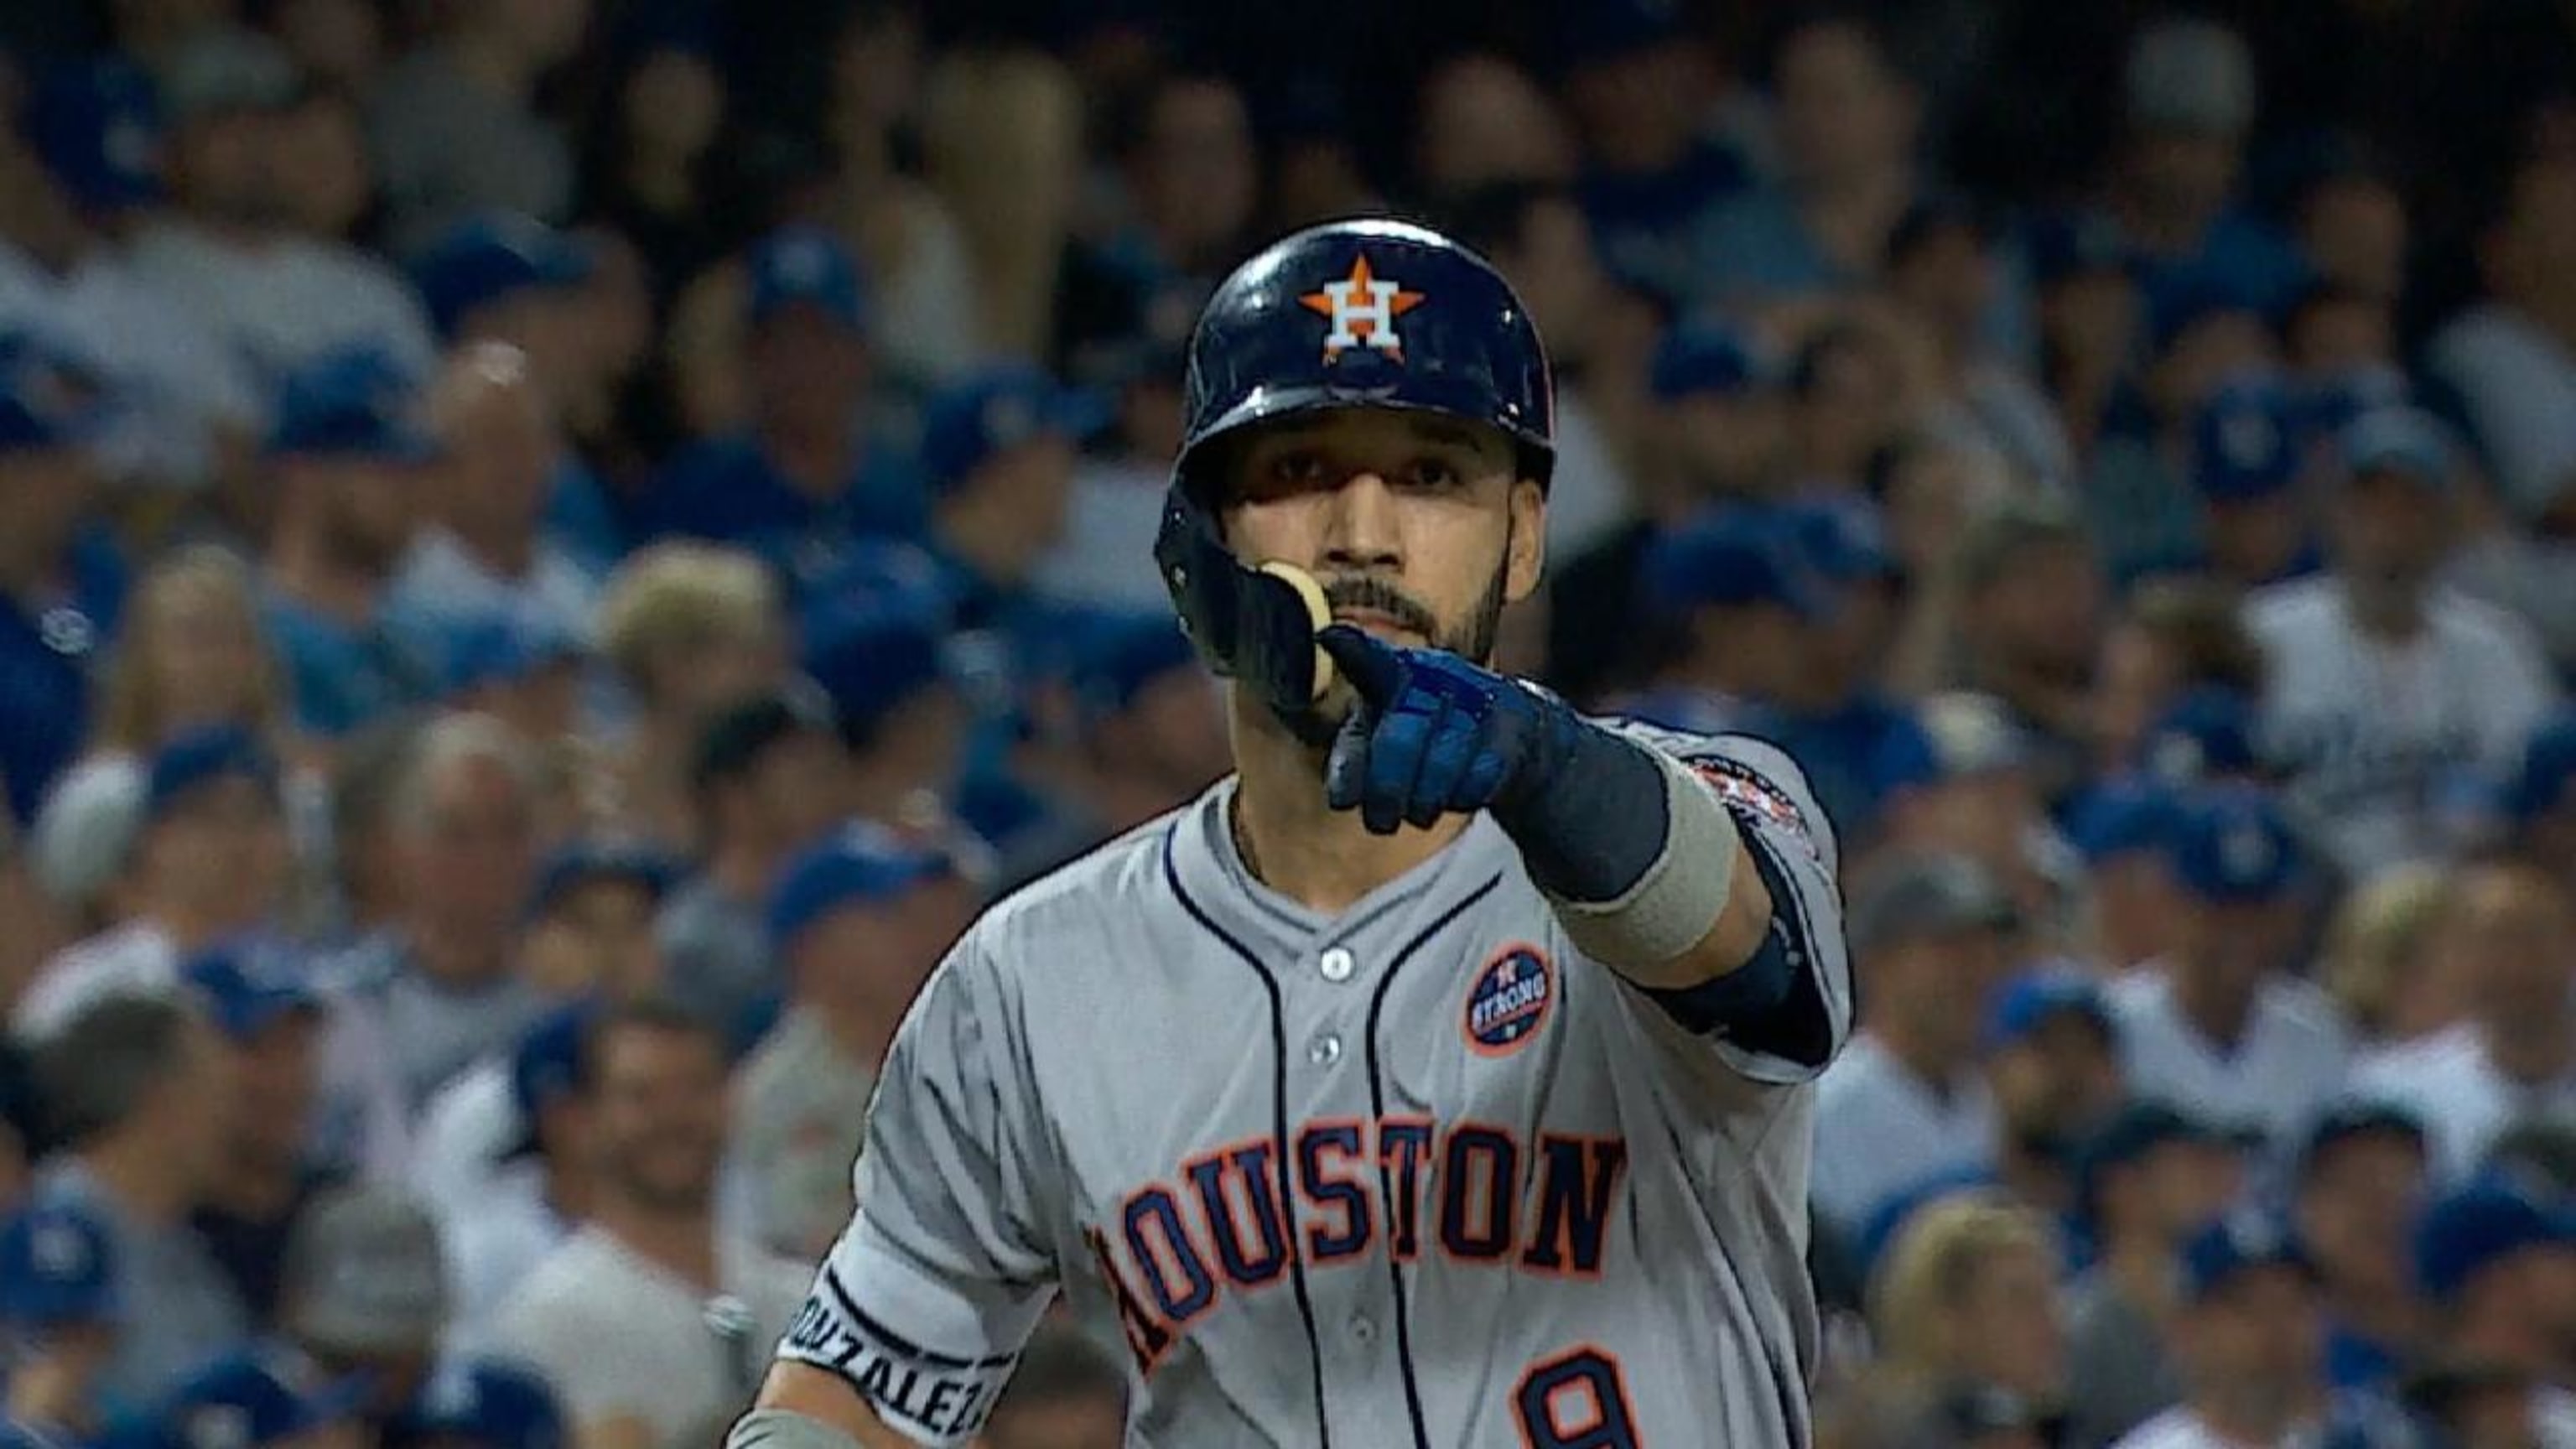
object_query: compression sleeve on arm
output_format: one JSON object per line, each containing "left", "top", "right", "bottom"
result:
{"left": 1498, "top": 715, "right": 1738, "bottom": 973}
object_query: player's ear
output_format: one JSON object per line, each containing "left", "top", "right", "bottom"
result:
{"left": 1504, "top": 476, "right": 1545, "bottom": 605}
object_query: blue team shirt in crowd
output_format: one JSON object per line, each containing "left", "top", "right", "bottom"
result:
{"left": 0, "top": 528, "right": 126, "bottom": 825}
{"left": 261, "top": 591, "right": 443, "bottom": 740}
{"left": 641, "top": 430, "right": 926, "bottom": 595}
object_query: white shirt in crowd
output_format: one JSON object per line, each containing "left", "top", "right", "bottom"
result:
{"left": 2428, "top": 303, "right": 2576, "bottom": 523}
{"left": 491, "top": 1225, "right": 810, "bottom": 1449}
{"left": 387, "top": 529, "right": 602, "bottom": 646}
{"left": 2107, "top": 965, "right": 2354, "bottom": 1153}
{"left": 0, "top": 237, "right": 262, "bottom": 491}
{"left": 124, "top": 221, "right": 438, "bottom": 396}
{"left": 1810, "top": 1031, "right": 1997, "bottom": 1236}
{"left": 2246, "top": 575, "right": 2557, "bottom": 881}
{"left": 2348, "top": 1022, "right": 2576, "bottom": 1183}
{"left": 440, "top": 1161, "right": 570, "bottom": 1356}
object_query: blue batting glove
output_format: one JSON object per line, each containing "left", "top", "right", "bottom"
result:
{"left": 1317, "top": 626, "right": 1563, "bottom": 835}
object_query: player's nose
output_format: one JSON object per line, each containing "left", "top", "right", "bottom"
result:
{"left": 1320, "top": 470, "right": 1403, "bottom": 573}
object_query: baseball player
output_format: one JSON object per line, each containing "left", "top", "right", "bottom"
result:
{"left": 729, "top": 219, "right": 1853, "bottom": 1448}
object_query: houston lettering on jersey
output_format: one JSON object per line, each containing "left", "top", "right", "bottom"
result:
{"left": 1088, "top": 1115, "right": 1628, "bottom": 1375}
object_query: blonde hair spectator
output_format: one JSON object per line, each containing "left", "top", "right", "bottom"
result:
{"left": 1867, "top": 1192, "right": 2067, "bottom": 1414}
{"left": 922, "top": 48, "right": 1081, "bottom": 361}
{"left": 594, "top": 543, "right": 787, "bottom": 846}
{"left": 96, "top": 543, "right": 287, "bottom": 753}
{"left": 2319, "top": 864, "right": 2456, "bottom": 1047}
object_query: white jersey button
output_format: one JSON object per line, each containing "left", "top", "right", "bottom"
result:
{"left": 1319, "top": 947, "right": 1355, "bottom": 982}
{"left": 1309, "top": 1032, "right": 1343, "bottom": 1066}
{"left": 1349, "top": 1314, "right": 1377, "bottom": 1344}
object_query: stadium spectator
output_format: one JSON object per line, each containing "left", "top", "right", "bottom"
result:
{"left": 1550, "top": 0, "right": 1739, "bottom": 309}
{"left": 2350, "top": 865, "right": 2576, "bottom": 1182}
{"left": 2249, "top": 407, "right": 2557, "bottom": 879}
{"left": 3, "top": 60, "right": 264, "bottom": 498}
{"left": 257, "top": 347, "right": 444, "bottom": 742}
{"left": 0, "top": 331, "right": 117, "bottom": 833}
{"left": 573, "top": 23, "right": 731, "bottom": 310}
{"left": 2108, "top": 787, "right": 2351, "bottom": 1150}
{"left": 387, "top": 1358, "right": 567, "bottom": 1449}
{"left": 977, "top": 1322, "right": 1124, "bottom": 1449}
{"left": 2063, "top": 1103, "right": 2249, "bottom": 1448}
{"left": 735, "top": 827, "right": 971, "bottom": 1259}
{"left": 408, "top": 838, "right": 673, "bottom": 1226}
{"left": 2184, "top": 379, "right": 2318, "bottom": 591}
{"left": 2289, "top": 149, "right": 2407, "bottom": 307}
{"left": 807, "top": 3, "right": 979, "bottom": 394}
{"left": 389, "top": 343, "right": 598, "bottom": 657}
{"left": 1985, "top": 968, "right": 2127, "bottom": 1218}
{"left": 2102, "top": 18, "right": 2307, "bottom": 314}
{"left": 2412, "top": 1178, "right": 2576, "bottom": 1420}
{"left": 655, "top": 689, "right": 850, "bottom": 1037}
{"left": 1052, "top": 70, "right": 1255, "bottom": 384}
{"left": 275, "top": 1186, "right": 452, "bottom": 1417}
{"left": 2427, "top": 144, "right": 2576, "bottom": 543}
{"left": 328, "top": 713, "right": 543, "bottom": 1114}
{"left": 2314, "top": 865, "right": 2459, "bottom": 1068}
{"left": 126, "top": 31, "right": 436, "bottom": 388}
{"left": 1049, "top": 615, "right": 1227, "bottom": 837}
{"left": 0, "top": 1197, "right": 120, "bottom": 1438}
{"left": 408, "top": 218, "right": 596, "bottom": 418}
{"left": 16, "top": 726, "right": 291, "bottom": 1038}
{"left": 492, "top": 1000, "right": 808, "bottom": 1449}
{"left": 183, "top": 945, "right": 340, "bottom": 1326}
{"left": 797, "top": 596, "right": 968, "bottom": 838}
{"left": 592, "top": 543, "right": 788, "bottom": 849}
{"left": 268, "top": 84, "right": 373, "bottom": 247}
{"left": 1885, "top": 195, "right": 2070, "bottom": 491}
{"left": 2063, "top": 778, "right": 2187, "bottom": 971}
{"left": 2023, "top": 212, "right": 2142, "bottom": 470}
{"left": 917, "top": 48, "right": 1081, "bottom": 365}
{"left": 1035, "top": 335, "right": 1183, "bottom": 614}
{"left": 1631, "top": 506, "right": 1826, "bottom": 735}
{"left": 1871, "top": 691, "right": 2069, "bottom": 923}
{"left": 1411, "top": 55, "right": 1576, "bottom": 198}
{"left": 916, "top": 365, "right": 1092, "bottom": 621}
{"left": 26, "top": 992, "right": 247, "bottom": 1411}
{"left": 86, "top": 544, "right": 284, "bottom": 761}
{"left": 433, "top": 1005, "right": 588, "bottom": 1353}
{"left": 2087, "top": 577, "right": 2267, "bottom": 779}
{"left": 642, "top": 228, "right": 920, "bottom": 593}
{"left": 1548, "top": 321, "right": 1785, "bottom": 705}
{"left": 1950, "top": 495, "right": 2106, "bottom": 802}
{"left": 367, "top": 0, "right": 586, "bottom": 255}
{"left": 2291, "top": 1103, "right": 2432, "bottom": 1394}
{"left": 1699, "top": 10, "right": 1924, "bottom": 315}
{"left": 1862, "top": 1194, "right": 2070, "bottom": 1447}
{"left": 1813, "top": 852, "right": 2018, "bottom": 1237}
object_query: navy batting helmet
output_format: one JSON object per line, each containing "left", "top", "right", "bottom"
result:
{"left": 1156, "top": 219, "right": 1553, "bottom": 707}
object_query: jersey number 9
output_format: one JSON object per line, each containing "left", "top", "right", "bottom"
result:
{"left": 1514, "top": 1347, "right": 1640, "bottom": 1448}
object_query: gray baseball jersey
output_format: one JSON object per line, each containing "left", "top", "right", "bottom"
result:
{"left": 774, "top": 722, "right": 1852, "bottom": 1447}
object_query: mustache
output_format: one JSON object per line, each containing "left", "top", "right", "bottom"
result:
{"left": 1322, "top": 575, "right": 1439, "bottom": 636}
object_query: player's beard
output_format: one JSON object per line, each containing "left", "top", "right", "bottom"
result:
{"left": 1319, "top": 533, "right": 1514, "bottom": 667}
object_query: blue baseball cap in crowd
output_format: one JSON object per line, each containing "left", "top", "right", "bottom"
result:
{"left": 2338, "top": 405, "right": 2455, "bottom": 489}
{"left": 2166, "top": 785, "right": 2300, "bottom": 903}
{"left": 800, "top": 595, "right": 950, "bottom": 745}
{"left": 2180, "top": 1212, "right": 2316, "bottom": 1303}
{"left": 412, "top": 213, "right": 596, "bottom": 340}
{"left": 2024, "top": 210, "right": 2136, "bottom": 288}
{"left": 24, "top": 60, "right": 164, "bottom": 213}
{"left": 747, "top": 226, "right": 869, "bottom": 333}
{"left": 2505, "top": 712, "right": 2576, "bottom": 824}
{"left": 2296, "top": 1099, "right": 2428, "bottom": 1184}
{"left": 2064, "top": 775, "right": 2186, "bottom": 863}
{"left": 1649, "top": 321, "right": 1772, "bottom": 402}
{"left": 1644, "top": 507, "right": 1831, "bottom": 619}
{"left": 156, "top": 1351, "right": 371, "bottom": 1449}
{"left": 920, "top": 366, "right": 1108, "bottom": 495}
{"left": 2075, "top": 1100, "right": 2235, "bottom": 1226}
{"left": 2137, "top": 685, "right": 2264, "bottom": 785}
{"left": 1784, "top": 495, "right": 1899, "bottom": 585}
{"left": 523, "top": 839, "right": 679, "bottom": 922}
{"left": 2416, "top": 1176, "right": 2576, "bottom": 1303}
{"left": 263, "top": 347, "right": 437, "bottom": 462}
{"left": 504, "top": 1000, "right": 596, "bottom": 1160}
{"left": 392, "top": 1361, "right": 567, "bottom": 1449}
{"left": 0, "top": 1197, "right": 117, "bottom": 1329}
{"left": 182, "top": 942, "right": 323, "bottom": 1042}
{"left": 2191, "top": 379, "right": 2300, "bottom": 502}
{"left": 1987, "top": 964, "right": 2116, "bottom": 1050}
{"left": 143, "top": 724, "right": 280, "bottom": 823}
{"left": 766, "top": 824, "right": 951, "bottom": 954}
{"left": 0, "top": 331, "right": 110, "bottom": 454}
{"left": 1067, "top": 612, "right": 1202, "bottom": 724}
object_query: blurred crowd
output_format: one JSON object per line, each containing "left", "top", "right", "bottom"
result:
{"left": 1, "top": 0, "right": 2575, "bottom": 1446}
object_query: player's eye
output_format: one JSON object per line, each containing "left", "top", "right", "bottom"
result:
{"left": 1265, "top": 450, "right": 1333, "bottom": 491}
{"left": 1401, "top": 456, "right": 1467, "bottom": 492}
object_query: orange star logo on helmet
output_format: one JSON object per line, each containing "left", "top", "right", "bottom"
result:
{"left": 1299, "top": 253, "right": 1425, "bottom": 362}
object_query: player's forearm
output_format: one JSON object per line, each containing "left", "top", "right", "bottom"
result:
{"left": 735, "top": 1363, "right": 918, "bottom": 1449}
{"left": 1497, "top": 720, "right": 1776, "bottom": 990}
